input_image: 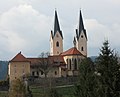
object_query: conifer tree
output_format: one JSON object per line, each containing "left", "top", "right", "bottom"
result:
{"left": 74, "top": 58, "right": 98, "bottom": 97}
{"left": 95, "top": 40, "right": 120, "bottom": 97}
{"left": 48, "top": 88, "right": 62, "bottom": 97}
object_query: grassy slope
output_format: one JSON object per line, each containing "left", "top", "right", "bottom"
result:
{"left": 30, "top": 85, "right": 75, "bottom": 97}
{"left": 0, "top": 85, "right": 75, "bottom": 97}
{"left": 0, "top": 91, "right": 8, "bottom": 97}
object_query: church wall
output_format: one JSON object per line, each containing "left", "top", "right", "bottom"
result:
{"left": 77, "top": 31, "right": 87, "bottom": 56}
{"left": 63, "top": 55, "right": 85, "bottom": 76}
{"left": 50, "top": 35, "right": 53, "bottom": 55}
{"left": 52, "top": 31, "right": 63, "bottom": 55}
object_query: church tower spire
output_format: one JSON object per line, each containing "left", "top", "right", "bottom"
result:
{"left": 54, "top": 10, "right": 63, "bottom": 38}
{"left": 76, "top": 10, "right": 87, "bottom": 56}
{"left": 50, "top": 10, "right": 63, "bottom": 55}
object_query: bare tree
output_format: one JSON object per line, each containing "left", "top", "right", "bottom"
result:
{"left": 36, "top": 52, "right": 52, "bottom": 78}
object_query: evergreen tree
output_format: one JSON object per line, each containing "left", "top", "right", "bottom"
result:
{"left": 95, "top": 40, "right": 120, "bottom": 97}
{"left": 48, "top": 88, "right": 62, "bottom": 97}
{"left": 74, "top": 58, "right": 98, "bottom": 97}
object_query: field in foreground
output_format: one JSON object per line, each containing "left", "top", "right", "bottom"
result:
{"left": 30, "top": 85, "right": 75, "bottom": 97}
{"left": 0, "top": 91, "right": 8, "bottom": 97}
{"left": 0, "top": 85, "right": 75, "bottom": 97}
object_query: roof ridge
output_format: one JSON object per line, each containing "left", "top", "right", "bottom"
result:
{"left": 61, "top": 47, "right": 83, "bottom": 56}
{"left": 10, "top": 52, "right": 28, "bottom": 62}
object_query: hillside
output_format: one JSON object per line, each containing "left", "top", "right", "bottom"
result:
{"left": 0, "top": 61, "right": 8, "bottom": 80}
{"left": 90, "top": 56, "right": 97, "bottom": 62}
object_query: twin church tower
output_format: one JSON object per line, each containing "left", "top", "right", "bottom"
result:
{"left": 50, "top": 10, "right": 87, "bottom": 56}
{"left": 8, "top": 10, "right": 88, "bottom": 82}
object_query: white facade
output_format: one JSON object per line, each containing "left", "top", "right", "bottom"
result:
{"left": 50, "top": 31, "right": 63, "bottom": 55}
{"left": 76, "top": 31, "right": 87, "bottom": 56}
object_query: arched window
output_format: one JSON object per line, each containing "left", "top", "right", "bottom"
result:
{"left": 69, "top": 59, "right": 71, "bottom": 70}
{"left": 56, "top": 41, "right": 59, "bottom": 47}
{"left": 74, "top": 59, "right": 77, "bottom": 70}
{"left": 81, "top": 47, "right": 84, "bottom": 51}
{"left": 81, "top": 35, "right": 83, "bottom": 38}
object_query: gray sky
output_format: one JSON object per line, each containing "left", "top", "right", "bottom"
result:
{"left": 0, "top": 0, "right": 120, "bottom": 60}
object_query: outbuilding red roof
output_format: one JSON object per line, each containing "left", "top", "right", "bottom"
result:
{"left": 10, "top": 52, "right": 29, "bottom": 62}
{"left": 61, "top": 47, "right": 83, "bottom": 56}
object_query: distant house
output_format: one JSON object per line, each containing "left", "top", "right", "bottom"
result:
{"left": 8, "top": 10, "right": 87, "bottom": 82}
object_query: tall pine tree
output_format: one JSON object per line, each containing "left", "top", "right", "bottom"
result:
{"left": 96, "top": 40, "right": 120, "bottom": 97}
{"left": 74, "top": 58, "right": 98, "bottom": 97}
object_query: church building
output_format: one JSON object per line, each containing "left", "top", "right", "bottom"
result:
{"left": 8, "top": 10, "right": 87, "bottom": 82}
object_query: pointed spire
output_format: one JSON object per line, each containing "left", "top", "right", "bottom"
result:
{"left": 73, "top": 37, "right": 76, "bottom": 47}
{"left": 54, "top": 10, "right": 63, "bottom": 38}
{"left": 79, "top": 10, "right": 84, "bottom": 34}
{"left": 78, "top": 10, "right": 87, "bottom": 40}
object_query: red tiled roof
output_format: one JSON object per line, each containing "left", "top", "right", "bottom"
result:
{"left": 10, "top": 52, "right": 29, "bottom": 62}
{"left": 49, "top": 55, "right": 66, "bottom": 67}
{"left": 61, "top": 47, "right": 83, "bottom": 56}
{"left": 27, "top": 58, "right": 47, "bottom": 65}
{"left": 48, "top": 55, "right": 64, "bottom": 63}
{"left": 10, "top": 52, "right": 66, "bottom": 68}
{"left": 27, "top": 55, "right": 66, "bottom": 67}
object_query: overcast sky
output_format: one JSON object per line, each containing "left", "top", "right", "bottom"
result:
{"left": 0, "top": 0, "right": 120, "bottom": 60}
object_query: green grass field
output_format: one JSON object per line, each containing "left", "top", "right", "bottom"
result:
{"left": 30, "top": 85, "right": 75, "bottom": 97}
{"left": 0, "top": 85, "right": 75, "bottom": 97}
{"left": 0, "top": 91, "right": 8, "bottom": 97}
